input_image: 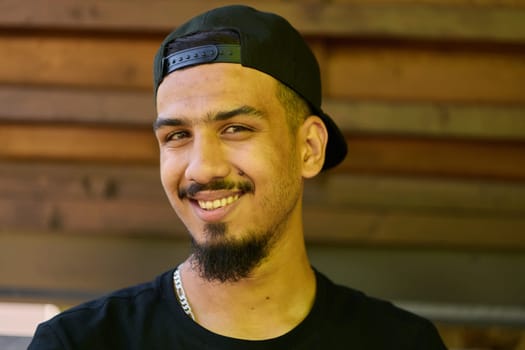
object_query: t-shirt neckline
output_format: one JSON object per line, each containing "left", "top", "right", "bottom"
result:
{"left": 159, "top": 268, "right": 327, "bottom": 349}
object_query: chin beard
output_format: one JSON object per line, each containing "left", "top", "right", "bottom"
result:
{"left": 189, "top": 222, "right": 275, "bottom": 283}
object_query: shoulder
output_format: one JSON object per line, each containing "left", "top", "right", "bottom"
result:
{"left": 315, "top": 271, "right": 447, "bottom": 349}
{"left": 29, "top": 270, "right": 176, "bottom": 350}
{"left": 316, "top": 271, "right": 426, "bottom": 324}
{"left": 56, "top": 271, "right": 166, "bottom": 321}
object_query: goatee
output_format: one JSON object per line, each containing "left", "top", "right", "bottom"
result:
{"left": 189, "top": 222, "right": 274, "bottom": 283}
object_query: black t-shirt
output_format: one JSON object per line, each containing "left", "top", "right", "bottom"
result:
{"left": 29, "top": 269, "right": 447, "bottom": 349}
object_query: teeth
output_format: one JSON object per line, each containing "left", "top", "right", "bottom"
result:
{"left": 198, "top": 195, "right": 239, "bottom": 210}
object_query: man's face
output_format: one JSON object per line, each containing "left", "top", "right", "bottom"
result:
{"left": 155, "top": 63, "right": 305, "bottom": 281}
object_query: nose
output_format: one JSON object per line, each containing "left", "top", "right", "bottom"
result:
{"left": 184, "top": 132, "right": 231, "bottom": 184}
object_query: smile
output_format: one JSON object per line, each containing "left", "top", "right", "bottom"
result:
{"left": 198, "top": 194, "right": 240, "bottom": 210}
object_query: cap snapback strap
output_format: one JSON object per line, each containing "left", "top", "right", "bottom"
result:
{"left": 162, "top": 44, "right": 241, "bottom": 76}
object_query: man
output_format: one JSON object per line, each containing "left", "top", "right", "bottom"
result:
{"left": 29, "top": 5, "right": 447, "bottom": 349}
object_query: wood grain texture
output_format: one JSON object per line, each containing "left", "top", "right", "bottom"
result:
{"left": 338, "top": 136, "right": 525, "bottom": 180}
{"left": 0, "top": 124, "right": 158, "bottom": 163}
{"left": 327, "top": 44, "right": 525, "bottom": 103}
{"left": 0, "top": 86, "right": 154, "bottom": 125}
{"left": 327, "top": 100, "right": 525, "bottom": 140}
{"left": 302, "top": 207, "right": 525, "bottom": 248}
{"left": 1, "top": 0, "right": 524, "bottom": 41}
{"left": 0, "top": 35, "right": 158, "bottom": 89}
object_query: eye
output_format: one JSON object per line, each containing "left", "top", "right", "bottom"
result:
{"left": 163, "top": 130, "right": 191, "bottom": 146}
{"left": 166, "top": 130, "right": 190, "bottom": 140}
{"left": 223, "top": 124, "right": 251, "bottom": 134}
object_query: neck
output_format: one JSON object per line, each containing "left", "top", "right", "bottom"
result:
{"left": 178, "top": 228, "right": 316, "bottom": 340}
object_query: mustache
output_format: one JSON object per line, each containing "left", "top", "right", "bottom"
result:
{"left": 178, "top": 179, "right": 254, "bottom": 200}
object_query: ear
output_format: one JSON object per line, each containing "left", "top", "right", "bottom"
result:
{"left": 299, "top": 116, "right": 328, "bottom": 178}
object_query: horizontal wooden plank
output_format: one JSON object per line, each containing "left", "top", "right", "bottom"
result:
{"left": 307, "top": 173, "right": 525, "bottom": 215}
{"left": 0, "top": 197, "right": 182, "bottom": 234}
{"left": 328, "top": 45, "right": 525, "bottom": 103}
{"left": 302, "top": 207, "right": 525, "bottom": 248}
{"left": 0, "top": 86, "right": 155, "bottom": 125}
{"left": 1, "top": 86, "right": 524, "bottom": 140}
{"left": 2, "top": 35, "right": 525, "bottom": 103}
{"left": 0, "top": 0, "right": 525, "bottom": 41}
{"left": 0, "top": 232, "right": 189, "bottom": 297}
{"left": 337, "top": 136, "right": 525, "bottom": 180}
{"left": 0, "top": 124, "right": 158, "bottom": 163}
{"left": 1, "top": 124, "right": 525, "bottom": 180}
{"left": 0, "top": 162, "right": 164, "bottom": 200}
{"left": 327, "top": 100, "right": 525, "bottom": 140}
{"left": 0, "top": 35, "right": 158, "bottom": 90}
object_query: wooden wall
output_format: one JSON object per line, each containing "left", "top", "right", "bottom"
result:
{"left": 1, "top": 1, "right": 525, "bottom": 348}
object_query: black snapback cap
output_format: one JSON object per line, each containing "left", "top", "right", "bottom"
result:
{"left": 153, "top": 5, "right": 347, "bottom": 171}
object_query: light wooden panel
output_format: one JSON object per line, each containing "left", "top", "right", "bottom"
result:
{"left": 327, "top": 100, "right": 525, "bottom": 140}
{"left": 0, "top": 86, "right": 155, "bottom": 125}
{"left": 0, "top": 35, "right": 158, "bottom": 89}
{"left": 303, "top": 208, "right": 525, "bottom": 248}
{"left": 0, "top": 124, "right": 157, "bottom": 163}
{"left": 328, "top": 44, "right": 525, "bottom": 103}
{"left": 307, "top": 174, "right": 525, "bottom": 214}
{"left": 0, "top": 232, "right": 188, "bottom": 297}
{"left": 337, "top": 136, "right": 525, "bottom": 180}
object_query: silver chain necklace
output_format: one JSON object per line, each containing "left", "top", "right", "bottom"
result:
{"left": 173, "top": 266, "right": 196, "bottom": 320}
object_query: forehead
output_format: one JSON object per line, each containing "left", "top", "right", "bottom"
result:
{"left": 156, "top": 63, "right": 282, "bottom": 118}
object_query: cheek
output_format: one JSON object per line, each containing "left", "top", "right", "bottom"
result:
{"left": 244, "top": 142, "right": 301, "bottom": 195}
{"left": 267, "top": 134, "right": 301, "bottom": 173}
{"left": 159, "top": 155, "right": 184, "bottom": 199}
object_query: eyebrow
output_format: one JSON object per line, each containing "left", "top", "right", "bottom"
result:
{"left": 153, "top": 105, "right": 265, "bottom": 131}
{"left": 152, "top": 117, "right": 183, "bottom": 131}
